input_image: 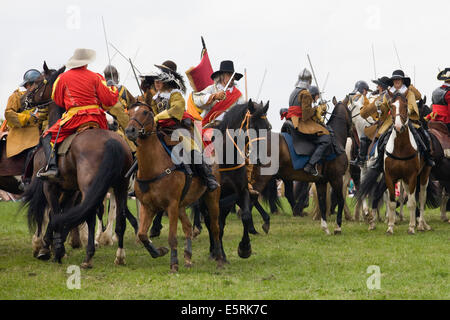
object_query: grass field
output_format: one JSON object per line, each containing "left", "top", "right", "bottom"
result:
{"left": 0, "top": 198, "right": 448, "bottom": 300}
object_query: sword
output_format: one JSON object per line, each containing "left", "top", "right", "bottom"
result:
{"left": 109, "top": 42, "right": 142, "bottom": 75}
{"left": 223, "top": 71, "right": 236, "bottom": 92}
{"left": 101, "top": 17, "right": 114, "bottom": 81}
{"left": 307, "top": 54, "right": 323, "bottom": 102}
{"left": 256, "top": 68, "right": 268, "bottom": 102}
{"left": 129, "top": 58, "right": 144, "bottom": 97}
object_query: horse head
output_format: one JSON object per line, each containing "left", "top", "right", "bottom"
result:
{"left": 24, "top": 62, "right": 65, "bottom": 107}
{"left": 388, "top": 90, "right": 409, "bottom": 133}
{"left": 248, "top": 99, "right": 272, "bottom": 132}
{"left": 126, "top": 102, "right": 156, "bottom": 141}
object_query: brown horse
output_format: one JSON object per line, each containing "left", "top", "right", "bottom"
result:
{"left": 125, "top": 102, "right": 224, "bottom": 272}
{"left": 257, "top": 97, "right": 352, "bottom": 235}
{"left": 357, "top": 92, "right": 433, "bottom": 234}
{"left": 22, "top": 66, "right": 134, "bottom": 268}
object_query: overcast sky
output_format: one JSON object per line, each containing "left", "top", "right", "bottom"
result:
{"left": 1, "top": 0, "right": 448, "bottom": 131}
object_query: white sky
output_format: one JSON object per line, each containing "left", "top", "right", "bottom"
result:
{"left": 1, "top": 0, "right": 448, "bottom": 131}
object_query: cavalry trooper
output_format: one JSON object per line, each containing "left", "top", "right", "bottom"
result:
{"left": 103, "top": 65, "right": 136, "bottom": 151}
{"left": 387, "top": 69, "right": 434, "bottom": 167}
{"left": 39, "top": 48, "right": 119, "bottom": 179}
{"left": 4, "top": 69, "right": 47, "bottom": 159}
{"left": 190, "top": 60, "right": 252, "bottom": 192}
{"left": 151, "top": 60, "right": 219, "bottom": 191}
{"left": 350, "top": 80, "right": 373, "bottom": 167}
{"left": 427, "top": 68, "right": 450, "bottom": 132}
{"left": 285, "top": 68, "right": 331, "bottom": 176}
{"left": 359, "top": 77, "right": 393, "bottom": 171}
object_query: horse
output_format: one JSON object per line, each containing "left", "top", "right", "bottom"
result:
{"left": 22, "top": 65, "right": 136, "bottom": 268}
{"left": 258, "top": 97, "right": 352, "bottom": 235}
{"left": 356, "top": 92, "right": 434, "bottom": 234}
{"left": 125, "top": 101, "right": 225, "bottom": 272}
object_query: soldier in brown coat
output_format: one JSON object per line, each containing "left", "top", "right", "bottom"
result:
{"left": 4, "top": 69, "right": 46, "bottom": 158}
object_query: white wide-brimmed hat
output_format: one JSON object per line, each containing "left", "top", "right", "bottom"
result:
{"left": 66, "top": 48, "right": 96, "bottom": 69}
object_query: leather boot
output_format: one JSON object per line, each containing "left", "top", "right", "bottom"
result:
{"left": 246, "top": 164, "right": 259, "bottom": 196}
{"left": 351, "top": 136, "right": 370, "bottom": 167}
{"left": 193, "top": 151, "right": 220, "bottom": 192}
{"left": 38, "top": 135, "right": 58, "bottom": 179}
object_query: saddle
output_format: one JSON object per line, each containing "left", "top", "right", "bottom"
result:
{"left": 0, "top": 137, "right": 32, "bottom": 177}
{"left": 428, "top": 121, "right": 450, "bottom": 158}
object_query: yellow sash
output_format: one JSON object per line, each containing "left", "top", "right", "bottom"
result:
{"left": 60, "top": 105, "right": 100, "bottom": 126}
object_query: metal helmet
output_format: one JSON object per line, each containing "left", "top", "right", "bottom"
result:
{"left": 295, "top": 68, "right": 312, "bottom": 89}
{"left": 309, "top": 86, "right": 320, "bottom": 99}
{"left": 19, "top": 69, "right": 41, "bottom": 87}
{"left": 103, "top": 65, "right": 119, "bottom": 84}
{"left": 432, "top": 87, "right": 447, "bottom": 106}
{"left": 352, "top": 80, "right": 371, "bottom": 94}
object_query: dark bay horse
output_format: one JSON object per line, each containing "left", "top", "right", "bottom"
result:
{"left": 357, "top": 92, "right": 433, "bottom": 234}
{"left": 256, "top": 97, "right": 352, "bottom": 235}
{"left": 125, "top": 102, "right": 225, "bottom": 272}
{"left": 23, "top": 66, "right": 135, "bottom": 268}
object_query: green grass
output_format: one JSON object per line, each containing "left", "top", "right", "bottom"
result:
{"left": 0, "top": 198, "right": 448, "bottom": 300}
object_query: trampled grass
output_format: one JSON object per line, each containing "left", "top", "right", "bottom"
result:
{"left": 0, "top": 198, "right": 448, "bottom": 300}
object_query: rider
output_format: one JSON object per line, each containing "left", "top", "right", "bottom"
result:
{"left": 103, "top": 65, "right": 136, "bottom": 151}
{"left": 427, "top": 68, "right": 450, "bottom": 132}
{"left": 39, "top": 48, "right": 119, "bottom": 179}
{"left": 151, "top": 60, "right": 219, "bottom": 192}
{"left": 350, "top": 80, "right": 373, "bottom": 167}
{"left": 4, "top": 69, "right": 47, "bottom": 158}
{"left": 285, "top": 68, "right": 331, "bottom": 176}
{"left": 387, "top": 70, "right": 434, "bottom": 167}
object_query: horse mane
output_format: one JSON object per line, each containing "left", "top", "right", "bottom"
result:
{"left": 48, "top": 66, "right": 66, "bottom": 85}
{"left": 216, "top": 103, "right": 249, "bottom": 132}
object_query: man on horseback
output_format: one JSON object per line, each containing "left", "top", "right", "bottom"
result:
{"left": 151, "top": 60, "right": 219, "bottom": 191}
{"left": 427, "top": 68, "right": 450, "bottom": 132}
{"left": 103, "top": 65, "right": 136, "bottom": 152}
{"left": 285, "top": 68, "right": 331, "bottom": 176}
{"left": 350, "top": 80, "right": 373, "bottom": 167}
{"left": 4, "top": 69, "right": 47, "bottom": 159}
{"left": 39, "top": 48, "right": 119, "bottom": 179}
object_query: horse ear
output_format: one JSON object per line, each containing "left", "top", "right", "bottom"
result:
{"left": 43, "top": 61, "right": 50, "bottom": 75}
{"left": 263, "top": 101, "right": 270, "bottom": 114}
{"left": 248, "top": 99, "right": 255, "bottom": 113}
{"left": 332, "top": 96, "right": 338, "bottom": 106}
{"left": 423, "top": 95, "right": 427, "bottom": 105}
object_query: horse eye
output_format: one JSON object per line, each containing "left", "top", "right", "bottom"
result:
{"left": 143, "top": 110, "right": 149, "bottom": 115}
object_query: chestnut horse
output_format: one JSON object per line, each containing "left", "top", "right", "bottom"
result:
{"left": 22, "top": 65, "right": 135, "bottom": 268}
{"left": 357, "top": 92, "right": 433, "bottom": 234}
{"left": 125, "top": 102, "right": 224, "bottom": 272}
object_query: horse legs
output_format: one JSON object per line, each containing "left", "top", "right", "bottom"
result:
{"left": 150, "top": 211, "right": 163, "bottom": 238}
{"left": 316, "top": 183, "right": 330, "bottom": 235}
{"left": 385, "top": 176, "right": 397, "bottom": 235}
{"left": 253, "top": 200, "right": 270, "bottom": 234}
{"left": 80, "top": 211, "right": 97, "bottom": 269}
{"left": 137, "top": 204, "right": 168, "bottom": 260}
{"left": 417, "top": 170, "right": 432, "bottom": 232}
{"left": 178, "top": 207, "right": 193, "bottom": 268}
{"left": 167, "top": 202, "right": 180, "bottom": 273}
{"left": 441, "top": 190, "right": 449, "bottom": 223}
{"left": 192, "top": 201, "right": 203, "bottom": 238}
{"left": 98, "top": 193, "right": 116, "bottom": 246}
{"left": 330, "top": 179, "right": 345, "bottom": 235}
{"left": 284, "top": 180, "right": 296, "bottom": 215}
{"left": 236, "top": 190, "right": 252, "bottom": 259}
{"left": 32, "top": 207, "right": 49, "bottom": 258}
{"left": 202, "top": 192, "right": 225, "bottom": 268}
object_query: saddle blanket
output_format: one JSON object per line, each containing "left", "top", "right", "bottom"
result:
{"left": 282, "top": 133, "right": 336, "bottom": 170}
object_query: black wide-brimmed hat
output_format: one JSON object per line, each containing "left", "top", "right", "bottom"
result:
{"left": 154, "top": 60, "right": 186, "bottom": 93}
{"left": 437, "top": 68, "right": 450, "bottom": 81}
{"left": 388, "top": 70, "right": 411, "bottom": 87}
{"left": 372, "top": 76, "right": 391, "bottom": 90}
{"left": 211, "top": 60, "right": 243, "bottom": 81}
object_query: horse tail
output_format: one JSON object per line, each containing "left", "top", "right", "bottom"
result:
{"left": 425, "top": 179, "right": 441, "bottom": 209}
{"left": 21, "top": 177, "right": 46, "bottom": 236}
{"left": 52, "top": 139, "right": 126, "bottom": 231}
{"left": 261, "top": 176, "right": 281, "bottom": 210}
{"left": 355, "top": 168, "right": 383, "bottom": 203}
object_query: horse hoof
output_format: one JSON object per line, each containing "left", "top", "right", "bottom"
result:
{"left": 407, "top": 228, "right": 415, "bottom": 235}
{"left": 150, "top": 229, "right": 161, "bottom": 238}
{"left": 249, "top": 228, "right": 259, "bottom": 235}
{"left": 322, "top": 228, "right": 331, "bottom": 236}
{"left": 114, "top": 257, "right": 126, "bottom": 266}
{"left": 184, "top": 262, "right": 192, "bottom": 268}
{"left": 158, "top": 247, "right": 169, "bottom": 257}
{"left": 37, "top": 249, "right": 51, "bottom": 261}
{"left": 368, "top": 225, "right": 376, "bottom": 231}
{"left": 386, "top": 229, "right": 394, "bottom": 236}
{"left": 334, "top": 229, "right": 342, "bottom": 235}
{"left": 193, "top": 227, "right": 201, "bottom": 239}
{"left": 238, "top": 245, "right": 252, "bottom": 259}
{"left": 262, "top": 223, "right": 270, "bottom": 234}
{"left": 170, "top": 264, "right": 179, "bottom": 273}
{"left": 81, "top": 261, "right": 93, "bottom": 269}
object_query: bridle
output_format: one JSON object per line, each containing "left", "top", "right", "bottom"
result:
{"left": 129, "top": 103, "right": 157, "bottom": 137}
{"left": 24, "top": 76, "right": 53, "bottom": 110}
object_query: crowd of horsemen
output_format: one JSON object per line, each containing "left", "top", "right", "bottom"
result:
{"left": 3, "top": 48, "right": 450, "bottom": 200}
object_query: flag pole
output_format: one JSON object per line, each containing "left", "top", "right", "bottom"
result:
{"left": 244, "top": 68, "right": 248, "bottom": 102}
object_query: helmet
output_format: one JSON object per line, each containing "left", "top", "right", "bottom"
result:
{"left": 103, "top": 65, "right": 119, "bottom": 84}
{"left": 309, "top": 86, "right": 320, "bottom": 99}
{"left": 20, "top": 69, "right": 41, "bottom": 87}
{"left": 295, "top": 68, "right": 312, "bottom": 89}
{"left": 352, "top": 80, "right": 371, "bottom": 94}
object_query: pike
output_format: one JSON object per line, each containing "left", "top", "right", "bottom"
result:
{"left": 101, "top": 17, "right": 114, "bottom": 81}
{"left": 307, "top": 54, "right": 323, "bottom": 102}
{"left": 393, "top": 42, "right": 403, "bottom": 70}
{"left": 109, "top": 42, "right": 142, "bottom": 75}
{"left": 256, "top": 68, "right": 267, "bottom": 102}
{"left": 372, "top": 44, "right": 377, "bottom": 79}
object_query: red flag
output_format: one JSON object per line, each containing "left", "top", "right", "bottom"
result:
{"left": 185, "top": 50, "right": 214, "bottom": 92}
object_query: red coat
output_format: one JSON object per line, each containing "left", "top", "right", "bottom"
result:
{"left": 46, "top": 66, "right": 118, "bottom": 143}
{"left": 428, "top": 85, "right": 450, "bottom": 124}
